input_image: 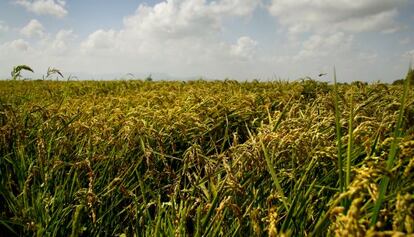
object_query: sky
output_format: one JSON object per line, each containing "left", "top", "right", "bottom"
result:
{"left": 0, "top": 0, "right": 414, "bottom": 82}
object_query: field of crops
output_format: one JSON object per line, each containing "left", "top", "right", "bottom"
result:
{"left": 0, "top": 73, "right": 413, "bottom": 236}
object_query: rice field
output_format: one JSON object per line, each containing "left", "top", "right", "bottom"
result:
{"left": 0, "top": 71, "right": 413, "bottom": 236}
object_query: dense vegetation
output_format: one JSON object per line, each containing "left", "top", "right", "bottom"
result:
{"left": 0, "top": 74, "right": 413, "bottom": 236}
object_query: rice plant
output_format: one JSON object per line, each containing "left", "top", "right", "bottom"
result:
{"left": 46, "top": 67, "right": 64, "bottom": 80}
{"left": 0, "top": 75, "right": 413, "bottom": 236}
{"left": 10, "top": 64, "right": 34, "bottom": 80}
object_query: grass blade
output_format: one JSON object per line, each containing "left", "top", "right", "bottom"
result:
{"left": 346, "top": 92, "right": 354, "bottom": 189}
{"left": 260, "top": 140, "right": 289, "bottom": 210}
{"left": 333, "top": 67, "right": 344, "bottom": 193}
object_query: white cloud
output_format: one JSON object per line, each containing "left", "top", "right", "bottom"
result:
{"left": 121, "top": 0, "right": 260, "bottom": 40}
{"left": 11, "top": 39, "right": 30, "bottom": 51}
{"left": 337, "top": 9, "right": 400, "bottom": 33}
{"left": 50, "top": 29, "right": 75, "bottom": 51}
{"left": 0, "top": 30, "right": 76, "bottom": 79}
{"left": 268, "top": 0, "right": 407, "bottom": 67}
{"left": 268, "top": 0, "right": 406, "bottom": 34}
{"left": 294, "top": 32, "right": 353, "bottom": 61}
{"left": 78, "top": 0, "right": 262, "bottom": 77}
{"left": 230, "top": 36, "right": 258, "bottom": 59}
{"left": 39, "top": 29, "right": 76, "bottom": 55}
{"left": 20, "top": 19, "right": 45, "bottom": 38}
{"left": 1, "top": 39, "right": 30, "bottom": 52}
{"left": 3, "top": 0, "right": 263, "bottom": 78}
{"left": 209, "top": 0, "right": 261, "bottom": 16}
{"left": 81, "top": 30, "right": 117, "bottom": 52}
{"left": 14, "top": 0, "right": 68, "bottom": 18}
{"left": 122, "top": 1, "right": 218, "bottom": 40}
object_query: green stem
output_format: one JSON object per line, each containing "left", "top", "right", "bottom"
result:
{"left": 346, "top": 92, "right": 353, "bottom": 188}
{"left": 333, "top": 67, "right": 344, "bottom": 193}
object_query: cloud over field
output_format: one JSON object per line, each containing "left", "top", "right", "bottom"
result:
{"left": 1, "top": 39, "right": 30, "bottom": 52}
{"left": 78, "top": 0, "right": 261, "bottom": 76}
{"left": 268, "top": 0, "right": 407, "bottom": 34}
{"left": 14, "top": 0, "right": 67, "bottom": 18}
{"left": 293, "top": 32, "right": 354, "bottom": 61}
{"left": 20, "top": 19, "right": 45, "bottom": 38}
